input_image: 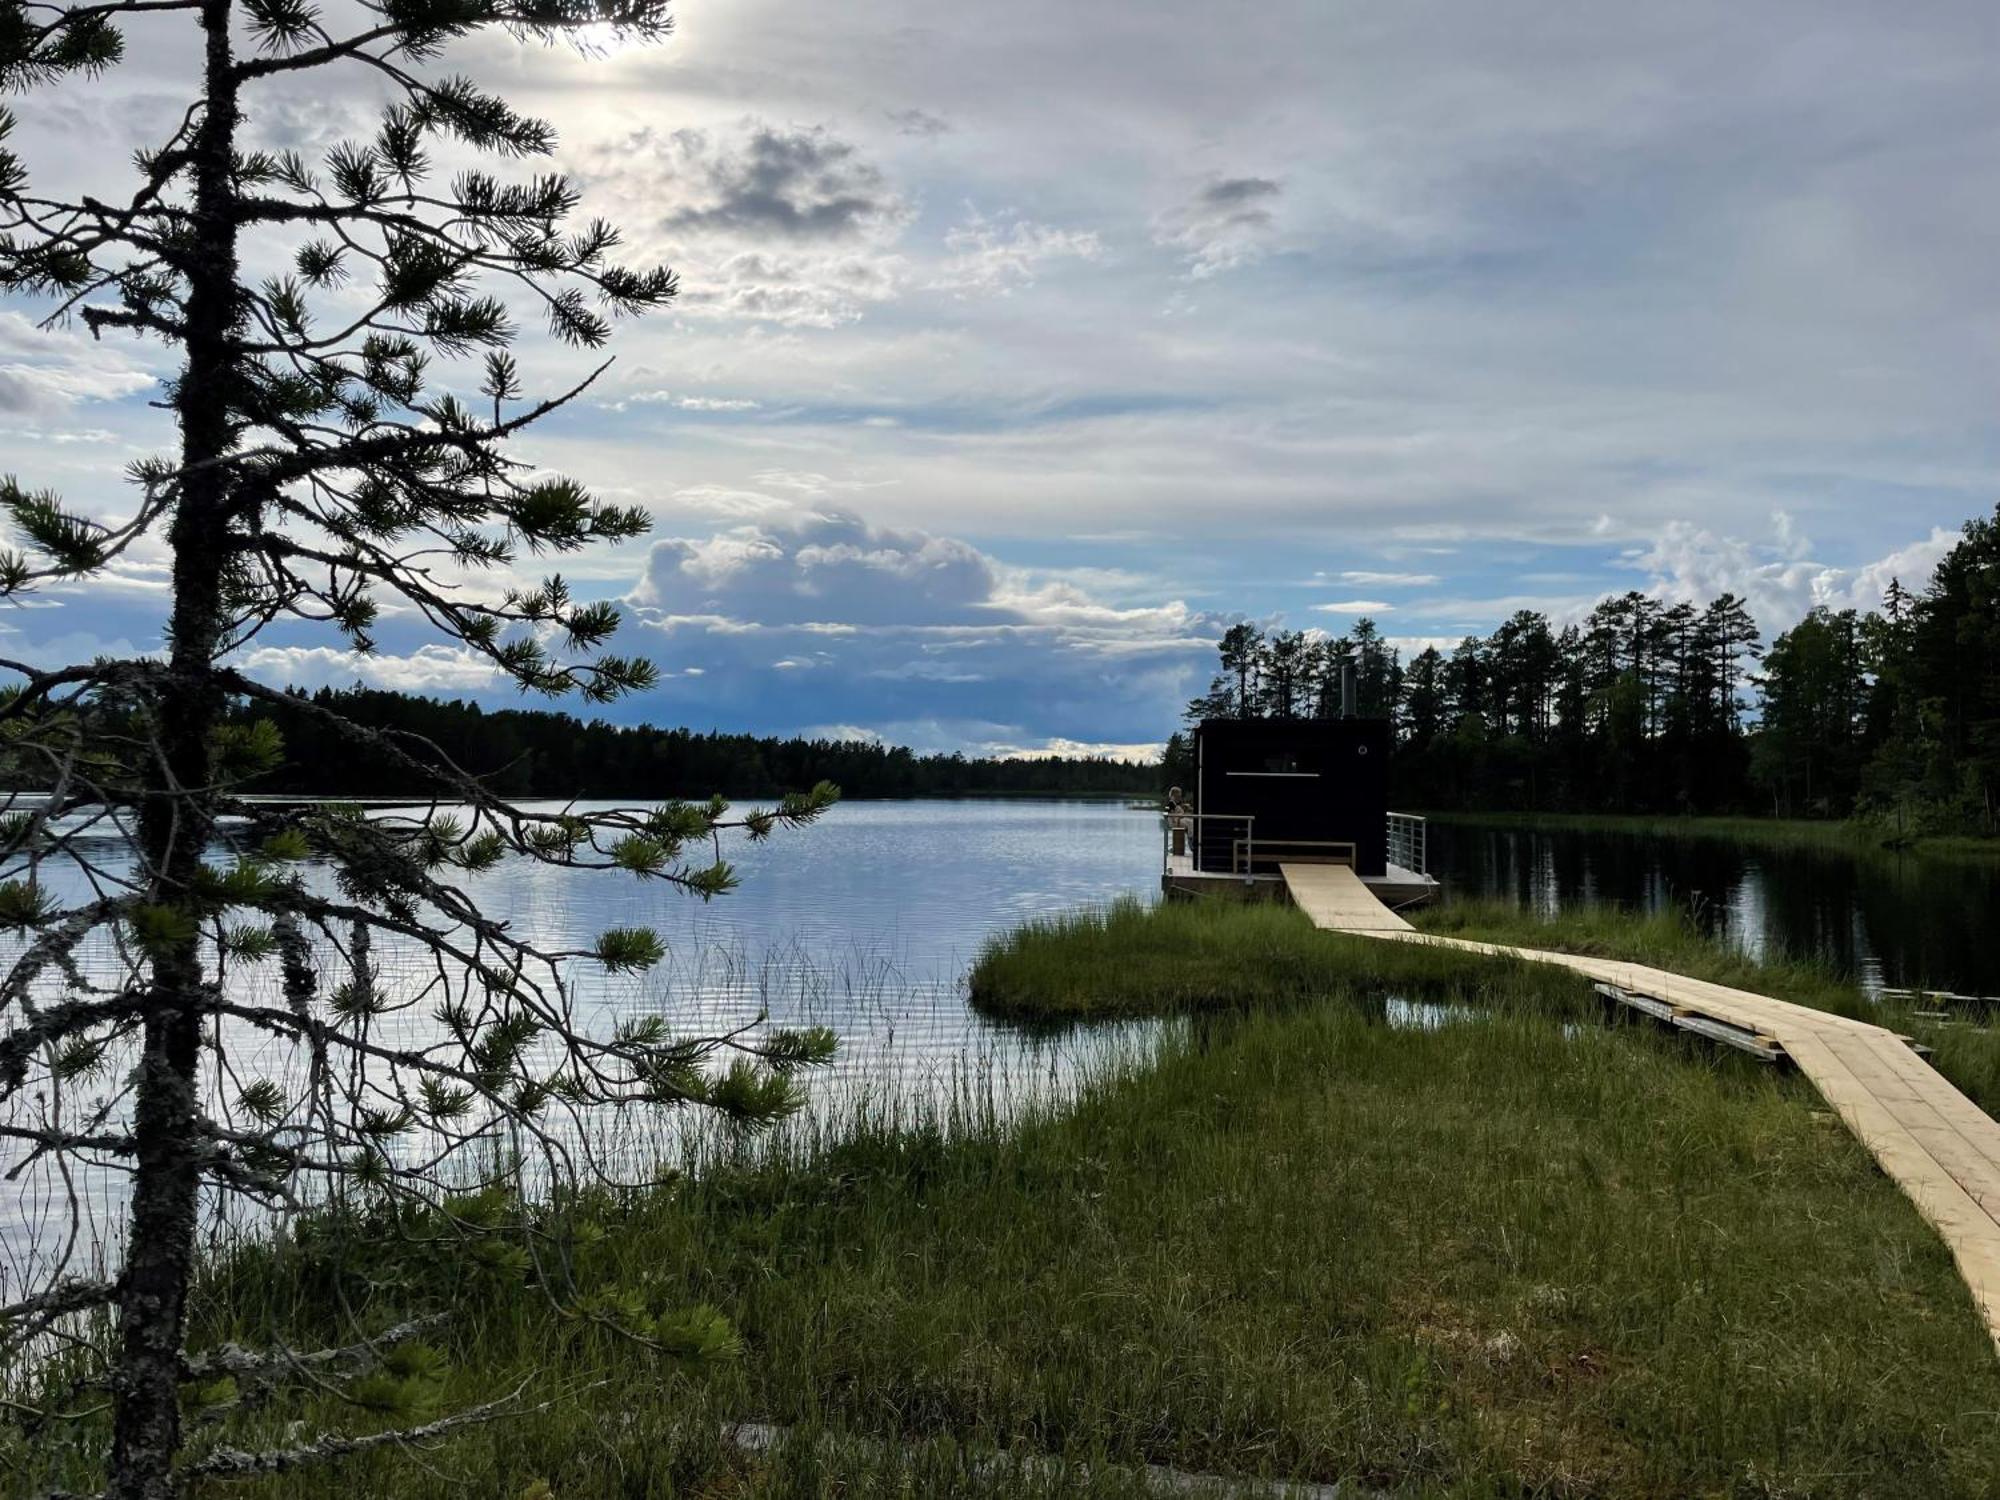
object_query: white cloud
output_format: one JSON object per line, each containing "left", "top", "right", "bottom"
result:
{"left": 236, "top": 644, "right": 504, "bottom": 693}
{"left": 1628, "top": 514, "right": 1960, "bottom": 634}
{"left": 631, "top": 509, "right": 998, "bottom": 628}
{"left": 1314, "top": 599, "right": 1393, "bottom": 615}
{"left": 930, "top": 211, "right": 1104, "bottom": 297}
{"left": 600, "top": 390, "right": 762, "bottom": 414}
{"left": 677, "top": 396, "right": 763, "bottom": 412}
{"left": 572, "top": 120, "right": 913, "bottom": 328}
{"left": 1333, "top": 570, "right": 1442, "bottom": 587}
{"left": 0, "top": 316, "right": 157, "bottom": 415}
{"left": 618, "top": 503, "right": 1218, "bottom": 746}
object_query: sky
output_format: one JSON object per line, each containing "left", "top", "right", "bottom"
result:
{"left": 6, "top": 0, "right": 1999, "bottom": 757}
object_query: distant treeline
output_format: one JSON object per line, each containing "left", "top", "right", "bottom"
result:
{"left": 233, "top": 688, "right": 1159, "bottom": 800}
{"left": 1172, "top": 504, "right": 2000, "bottom": 833}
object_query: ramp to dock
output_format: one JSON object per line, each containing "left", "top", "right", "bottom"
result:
{"left": 1281, "top": 861, "right": 2000, "bottom": 1351}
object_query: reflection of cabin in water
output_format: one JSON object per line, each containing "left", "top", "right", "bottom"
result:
{"left": 1163, "top": 710, "right": 1437, "bottom": 909}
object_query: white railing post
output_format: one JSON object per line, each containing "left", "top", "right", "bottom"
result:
{"left": 1385, "top": 811, "right": 1427, "bottom": 876}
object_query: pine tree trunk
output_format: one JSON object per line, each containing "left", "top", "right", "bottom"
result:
{"left": 109, "top": 2, "right": 240, "bottom": 1493}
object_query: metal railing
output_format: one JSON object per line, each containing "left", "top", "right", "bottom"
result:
{"left": 1164, "top": 809, "right": 1427, "bottom": 878}
{"left": 1386, "top": 811, "right": 1427, "bottom": 875}
{"left": 1161, "top": 810, "right": 1255, "bottom": 876}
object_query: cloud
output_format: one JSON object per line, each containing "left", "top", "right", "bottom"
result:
{"left": 1154, "top": 176, "right": 1283, "bottom": 278}
{"left": 693, "top": 250, "right": 903, "bottom": 327}
{"left": 631, "top": 509, "right": 999, "bottom": 629}
{"left": 886, "top": 108, "right": 951, "bottom": 138}
{"left": 1314, "top": 599, "right": 1393, "bottom": 615}
{"left": 572, "top": 121, "right": 912, "bottom": 328}
{"left": 1331, "top": 570, "right": 1442, "bottom": 587}
{"left": 1629, "top": 514, "right": 1960, "bottom": 635}
{"left": 0, "top": 315, "right": 157, "bottom": 415}
{"left": 678, "top": 396, "right": 763, "bottom": 412}
{"left": 929, "top": 211, "right": 1104, "bottom": 297}
{"left": 600, "top": 389, "right": 762, "bottom": 414}
{"left": 646, "top": 122, "right": 908, "bottom": 243}
{"left": 619, "top": 503, "right": 1217, "bottom": 747}
{"left": 0, "top": 425, "right": 121, "bottom": 446}
{"left": 236, "top": 644, "right": 505, "bottom": 693}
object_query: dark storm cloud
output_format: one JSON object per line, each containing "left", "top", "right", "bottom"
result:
{"left": 657, "top": 123, "right": 907, "bottom": 242}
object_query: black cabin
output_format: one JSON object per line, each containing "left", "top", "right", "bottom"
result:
{"left": 1192, "top": 717, "right": 1391, "bottom": 877}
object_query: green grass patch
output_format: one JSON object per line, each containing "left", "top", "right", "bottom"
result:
{"left": 103, "top": 990, "right": 2000, "bottom": 1499}
{"left": 968, "top": 896, "right": 1609, "bottom": 1022}
{"left": 21, "top": 899, "right": 2000, "bottom": 1497}
{"left": 1415, "top": 896, "right": 2000, "bottom": 1119}
{"left": 1411, "top": 896, "right": 1872, "bottom": 1019}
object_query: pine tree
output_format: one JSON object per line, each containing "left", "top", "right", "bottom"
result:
{"left": 1216, "top": 622, "right": 1264, "bottom": 718}
{"left": 0, "top": 3, "right": 837, "bottom": 1494}
{"left": 1400, "top": 645, "right": 1444, "bottom": 748}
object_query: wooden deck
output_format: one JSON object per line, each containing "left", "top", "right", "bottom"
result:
{"left": 1280, "top": 862, "right": 2000, "bottom": 1351}
{"left": 1164, "top": 853, "right": 1438, "bottom": 909}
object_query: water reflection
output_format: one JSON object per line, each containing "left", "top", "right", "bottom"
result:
{"left": 1428, "top": 820, "right": 2000, "bottom": 998}
{"left": 13, "top": 799, "right": 1999, "bottom": 1286}
{"left": 1, "top": 798, "right": 1171, "bottom": 1284}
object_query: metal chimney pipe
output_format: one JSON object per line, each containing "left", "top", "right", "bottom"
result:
{"left": 1340, "top": 656, "right": 1357, "bottom": 719}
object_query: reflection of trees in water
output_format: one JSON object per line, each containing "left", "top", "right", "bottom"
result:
{"left": 1429, "top": 823, "right": 2000, "bottom": 996}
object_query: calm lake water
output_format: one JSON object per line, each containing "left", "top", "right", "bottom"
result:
{"left": 8, "top": 798, "right": 1998, "bottom": 1286}
{"left": 1425, "top": 819, "right": 2000, "bottom": 999}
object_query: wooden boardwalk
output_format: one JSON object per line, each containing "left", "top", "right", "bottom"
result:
{"left": 1280, "top": 862, "right": 2000, "bottom": 1350}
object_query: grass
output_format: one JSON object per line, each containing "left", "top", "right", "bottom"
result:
{"left": 1411, "top": 896, "right": 1873, "bottom": 1018}
{"left": 130, "top": 983, "right": 2000, "bottom": 1498}
{"left": 1413, "top": 895, "right": 2000, "bottom": 1120}
{"left": 1426, "top": 809, "right": 2000, "bottom": 860}
{"left": 19, "top": 900, "right": 2000, "bottom": 1497}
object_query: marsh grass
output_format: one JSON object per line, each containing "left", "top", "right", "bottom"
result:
{"left": 1415, "top": 895, "right": 2000, "bottom": 1119}
{"left": 1411, "top": 896, "right": 1873, "bottom": 1018}
{"left": 968, "top": 897, "right": 1573, "bottom": 1021}
{"left": 89, "top": 990, "right": 2000, "bottom": 1500}
{"left": 18, "top": 899, "right": 2000, "bottom": 1497}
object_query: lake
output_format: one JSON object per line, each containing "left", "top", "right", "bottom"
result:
{"left": 1424, "top": 818, "right": 2000, "bottom": 999}
{"left": 8, "top": 797, "right": 1998, "bottom": 1285}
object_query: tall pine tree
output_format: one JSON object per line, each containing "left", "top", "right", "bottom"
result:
{"left": 0, "top": 2, "right": 836, "bottom": 1493}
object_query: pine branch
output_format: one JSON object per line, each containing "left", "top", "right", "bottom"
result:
{"left": 0, "top": 1275, "right": 119, "bottom": 1327}
{"left": 176, "top": 1381, "right": 546, "bottom": 1479}
{"left": 180, "top": 1314, "right": 450, "bottom": 1384}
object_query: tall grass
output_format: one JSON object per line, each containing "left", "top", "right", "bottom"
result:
{"left": 42, "top": 992, "right": 1997, "bottom": 1499}
{"left": 18, "top": 898, "right": 2000, "bottom": 1496}
{"left": 1415, "top": 894, "right": 2000, "bottom": 1118}
{"left": 1412, "top": 895, "right": 1874, "bottom": 1018}
{"left": 969, "top": 896, "right": 1581, "bottom": 1020}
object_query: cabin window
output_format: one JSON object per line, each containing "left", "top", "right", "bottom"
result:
{"left": 1224, "top": 751, "right": 1320, "bottom": 779}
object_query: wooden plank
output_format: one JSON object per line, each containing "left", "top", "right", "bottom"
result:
{"left": 1284, "top": 868, "right": 2000, "bottom": 1353}
{"left": 1592, "top": 982, "right": 1786, "bottom": 1061}
{"left": 1279, "top": 863, "right": 1414, "bottom": 932}
{"left": 1670, "top": 1012, "right": 1787, "bottom": 1063}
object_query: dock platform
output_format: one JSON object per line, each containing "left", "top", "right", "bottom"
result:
{"left": 1281, "top": 861, "right": 2000, "bottom": 1353}
{"left": 1164, "top": 852, "right": 1438, "bottom": 910}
